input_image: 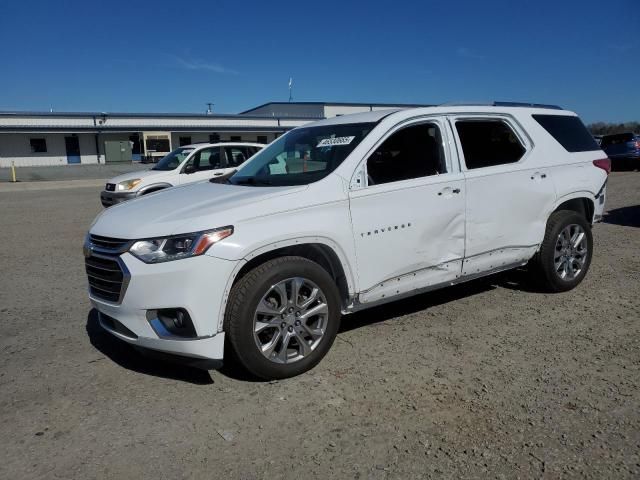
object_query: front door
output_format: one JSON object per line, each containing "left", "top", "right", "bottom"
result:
{"left": 349, "top": 119, "right": 465, "bottom": 304}
{"left": 450, "top": 116, "right": 556, "bottom": 274}
{"left": 179, "top": 147, "right": 225, "bottom": 184}
{"left": 65, "top": 136, "right": 81, "bottom": 164}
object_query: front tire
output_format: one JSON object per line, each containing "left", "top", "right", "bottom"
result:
{"left": 530, "top": 210, "right": 593, "bottom": 292}
{"left": 225, "top": 256, "right": 341, "bottom": 379}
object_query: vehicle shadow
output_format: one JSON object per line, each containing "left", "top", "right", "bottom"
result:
{"left": 339, "top": 268, "right": 548, "bottom": 333}
{"left": 340, "top": 276, "right": 498, "bottom": 333}
{"left": 603, "top": 205, "right": 640, "bottom": 228}
{"left": 85, "top": 269, "right": 546, "bottom": 383}
{"left": 85, "top": 309, "right": 214, "bottom": 385}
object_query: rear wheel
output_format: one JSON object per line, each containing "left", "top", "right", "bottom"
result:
{"left": 225, "top": 256, "right": 341, "bottom": 379}
{"left": 530, "top": 210, "right": 593, "bottom": 292}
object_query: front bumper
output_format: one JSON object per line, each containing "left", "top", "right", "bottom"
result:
{"left": 89, "top": 252, "right": 238, "bottom": 361}
{"left": 100, "top": 190, "right": 138, "bottom": 208}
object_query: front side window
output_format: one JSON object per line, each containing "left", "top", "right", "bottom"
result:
{"left": 152, "top": 147, "right": 195, "bottom": 171}
{"left": 192, "top": 147, "right": 221, "bottom": 171}
{"left": 229, "top": 122, "right": 375, "bottom": 186}
{"left": 456, "top": 120, "right": 525, "bottom": 169}
{"left": 367, "top": 123, "right": 445, "bottom": 186}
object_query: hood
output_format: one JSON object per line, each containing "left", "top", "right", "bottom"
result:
{"left": 91, "top": 181, "right": 308, "bottom": 239}
{"left": 107, "top": 168, "right": 172, "bottom": 187}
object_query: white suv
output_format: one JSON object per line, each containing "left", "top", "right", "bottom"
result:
{"left": 100, "top": 142, "right": 264, "bottom": 207}
{"left": 85, "top": 104, "right": 610, "bottom": 379}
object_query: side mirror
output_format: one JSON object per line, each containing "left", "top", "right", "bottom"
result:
{"left": 183, "top": 164, "right": 195, "bottom": 174}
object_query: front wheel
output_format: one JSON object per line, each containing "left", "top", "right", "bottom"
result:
{"left": 529, "top": 210, "right": 593, "bottom": 292}
{"left": 225, "top": 256, "right": 341, "bottom": 379}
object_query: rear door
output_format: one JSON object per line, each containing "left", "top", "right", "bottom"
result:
{"left": 224, "top": 146, "right": 253, "bottom": 173}
{"left": 449, "top": 116, "right": 556, "bottom": 274}
{"left": 349, "top": 117, "right": 465, "bottom": 304}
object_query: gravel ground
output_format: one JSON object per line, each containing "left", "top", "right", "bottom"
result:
{"left": 0, "top": 173, "right": 638, "bottom": 479}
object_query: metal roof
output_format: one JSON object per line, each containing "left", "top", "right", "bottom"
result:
{"left": 0, "top": 110, "right": 313, "bottom": 121}
{"left": 239, "top": 101, "right": 431, "bottom": 114}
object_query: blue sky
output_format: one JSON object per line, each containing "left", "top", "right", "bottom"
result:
{"left": 0, "top": 0, "right": 638, "bottom": 122}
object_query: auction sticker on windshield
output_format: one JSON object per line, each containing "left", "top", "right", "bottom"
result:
{"left": 317, "top": 136, "right": 355, "bottom": 148}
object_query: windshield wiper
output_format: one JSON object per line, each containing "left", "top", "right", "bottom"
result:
{"left": 230, "top": 177, "right": 273, "bottom": 186}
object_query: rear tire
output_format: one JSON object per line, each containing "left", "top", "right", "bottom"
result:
{"left": 529, "top": 210, "right": 593, "bottom": 292}
{"left": 224, "top": 256, "right": 341, "bottom": 380}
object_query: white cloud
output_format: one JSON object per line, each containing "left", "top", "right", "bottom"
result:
{"left": 171, "top": 55, "right": 238, "bottom": 74}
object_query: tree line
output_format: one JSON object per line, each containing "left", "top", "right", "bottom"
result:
{"left": 587, "top": 122, "right": 639, "bottom": 135}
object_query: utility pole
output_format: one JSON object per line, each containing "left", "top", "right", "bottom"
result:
{"left": 206, "top": 103, "right": 214, "bottom": 114}
{"left": 288, "top": 77, "right": 293, "bottom": 103}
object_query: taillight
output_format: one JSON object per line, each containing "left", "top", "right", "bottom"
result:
{"left": 593, "top": 158, "right": 611, "bottom": 175}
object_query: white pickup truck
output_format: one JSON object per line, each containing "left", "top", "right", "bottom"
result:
{"left": 85, "top": 103, "right": 609, "bottom": 379}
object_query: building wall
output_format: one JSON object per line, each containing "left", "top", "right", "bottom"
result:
{"left": 0, "top": 133, "right": 100, "bottom": 167}
{"left": 0, "top": 131, "right": 281, "bottom": 167}
{"left": 170, "top": 132, "right": 277, "bottom": 147}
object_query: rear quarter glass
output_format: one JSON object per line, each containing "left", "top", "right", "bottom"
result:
{"left": 532, "top": 114, "right": 600, "bottom": 153}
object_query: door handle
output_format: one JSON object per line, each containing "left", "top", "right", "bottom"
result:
{"left": 213, "top": 172, "right": 224, "bottom": 176}
{"left": 438, "top": 187, "right": 461, "bottom": 196}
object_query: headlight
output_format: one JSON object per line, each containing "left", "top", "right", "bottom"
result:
{"left": 129, "top": 226, "right": 233, "bottom": 263}
{"left": 117, "top": 179, "right": 142, "bottom": 191}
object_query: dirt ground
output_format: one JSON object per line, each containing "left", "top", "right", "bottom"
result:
{"left": 0, "top": 173, "right": 638, "bottom": 479}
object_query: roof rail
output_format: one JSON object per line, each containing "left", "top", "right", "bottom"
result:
{"left": 439, "top": 101, "right": 563, "bottom": 110}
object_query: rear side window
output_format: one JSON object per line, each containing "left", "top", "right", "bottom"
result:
{"left": 532, "top": 114, "right": 599, "bottom": 152}
{"left": 225, "top": 147, "right": 250, "bottom": 167}
{"left": 455, "top": 120, "right": 525, "bottom": 169}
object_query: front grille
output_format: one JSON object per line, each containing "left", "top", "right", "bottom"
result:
{"left": 105, "top": 183, "right": 116, "bottom": 191}
{"left": 89, "top": 234, "right": 131, "bottom": 252}
{"left": 85, "top": 255, "right": 127, "bottom": 303}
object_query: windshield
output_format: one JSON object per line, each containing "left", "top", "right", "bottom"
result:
{"left": 228, "top": 122, "right": 376, "bottom": 186}
{"left": 152, "top": 147, "right": 195, "bottom": 171}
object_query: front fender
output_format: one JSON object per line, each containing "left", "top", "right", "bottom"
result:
{"left": 209, "top": 235, "right": 358, "bottom": 333}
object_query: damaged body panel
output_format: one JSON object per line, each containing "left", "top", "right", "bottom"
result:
{"left": 86, "top": 104, "right": 609, "bottom": 379}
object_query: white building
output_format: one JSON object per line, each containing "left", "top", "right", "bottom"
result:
{"left": 0, "top": 102, "right": 427, "bottom": 168}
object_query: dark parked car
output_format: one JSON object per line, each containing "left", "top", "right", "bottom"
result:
{"left": 601, "top": 133, "right": 640, "bottom": 169}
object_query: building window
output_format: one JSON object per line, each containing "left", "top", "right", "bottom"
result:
{"left": 30, "top": 138, "right": 47, "bottom": 153}
{"left": 257, "top": 135, "right": 268, "bottom": 144}
{"left": 230, "top": 135, "right": 242, "bottom": 142}
{"left": 179, "top": 136, "right": 192, "bottom": 146}
{"left": 209, "top": 133, "right": 220, "bottom": 143}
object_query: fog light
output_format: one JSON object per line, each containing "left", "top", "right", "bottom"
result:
{"left": 147, "top": 308, "right": 197, "bottom": 339}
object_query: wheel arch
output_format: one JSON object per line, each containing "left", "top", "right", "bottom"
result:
{"left": 137, "top": 182, "right": 173, "bottom": 195}
{"left": 550, "top": 192, "right": 595, "bottom": 224}
{"left": 216, "top": 238, "right": 357, "bottom": 332}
